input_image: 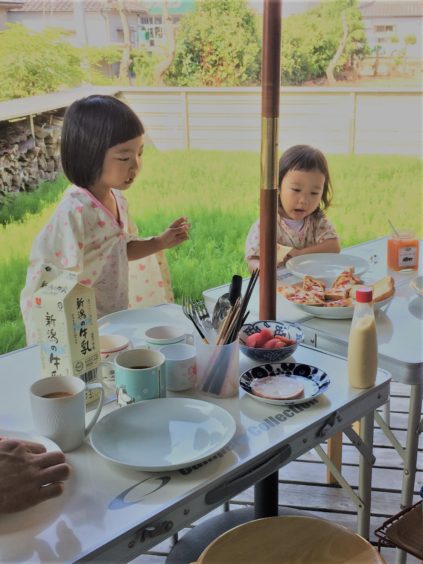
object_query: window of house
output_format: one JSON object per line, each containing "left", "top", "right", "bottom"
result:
{"left": 374, "top": 25, "right": 395, "bottom": 33}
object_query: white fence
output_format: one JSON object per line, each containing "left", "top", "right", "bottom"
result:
{"left": 119, "top": 86, "right": 422, "bottom": 156}
{"left": 0, "top": 86, "right": 421, "bottom": 156}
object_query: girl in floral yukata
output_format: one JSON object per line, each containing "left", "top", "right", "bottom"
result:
{"left": 245, "top": 144, "right": 340, "bottom": 272}
{"left": 21, "top": 95, "right": 190, "bottom": 344}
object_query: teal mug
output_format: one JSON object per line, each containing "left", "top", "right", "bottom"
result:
{"left": 114, "top": 348, "right": 166, "bottom": 407}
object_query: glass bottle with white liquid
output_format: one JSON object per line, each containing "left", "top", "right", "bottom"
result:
{"left": 348, "top": 287, "right": 378, "bottom": 389}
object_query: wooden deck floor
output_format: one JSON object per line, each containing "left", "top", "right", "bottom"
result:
{"left": 133, "top": 381, "right": 422, "bottom": 564}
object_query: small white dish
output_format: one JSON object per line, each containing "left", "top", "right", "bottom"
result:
{"left": 99, "top": 334, "right": 131, "bottom": 354}
{"left": 0, "top": 429, "right": 61, "bottom": 452}
{"left": 240, "top": 362, "right": 330, "bottom": 406}
{"left": 144, "top": 324, "right": 187, "bottom": 345}
{"left": 90, "top": 398, "right": 236, "bottom": 471}
{"left": 286, "top": 253, "right": 369, "bottom": 284}
{"left": 410, "top": 275, "right": 423, "bottom": 297}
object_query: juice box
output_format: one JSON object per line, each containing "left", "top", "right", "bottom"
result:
{"left": 32, "top": 272, "right": 100, "bottom": 381}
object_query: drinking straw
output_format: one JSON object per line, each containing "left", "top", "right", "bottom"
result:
{"left": 388, "top": 219, "right": 401, "bottom": 239}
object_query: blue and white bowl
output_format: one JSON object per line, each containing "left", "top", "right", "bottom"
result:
{"left": 239, "top": 320, "right": 303, "bottom": 363}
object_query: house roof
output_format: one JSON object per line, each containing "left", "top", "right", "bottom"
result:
{"left": 359, "top": 1, "right": 423, "bottom": 18}
{"left": 0, "top": 0, "right": 24, "bottom": 6}
{"left": 10, "top": 0, "right": 147, "bottom": 12}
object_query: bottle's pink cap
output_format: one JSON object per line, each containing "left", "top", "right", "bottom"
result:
{"left": 356, "top": 287, "right": 373, "bottom": 303}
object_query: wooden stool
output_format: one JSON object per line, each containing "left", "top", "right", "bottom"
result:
{"left": 195, "top": 516, "right": 385, "bottom": 563}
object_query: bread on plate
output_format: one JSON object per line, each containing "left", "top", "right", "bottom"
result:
{"left": 251, "top": 376, "right": 304, "bottom": 400}
{"left": 350, "top": 276, "right": 395, "bottom": 303}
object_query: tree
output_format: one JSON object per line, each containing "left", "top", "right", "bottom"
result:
{"left": 153, "top": 0, "right": 176, "bottom": 85}
{"left": 165, "top": 0, "right": 261, "bottom": 87}
{"left": 0, "top": 24, "right": 84, "bottom": 100}
{"left": 281, "top": 0, "right": 368, "bottom": 85}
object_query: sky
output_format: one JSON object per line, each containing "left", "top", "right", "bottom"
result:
{"left": 247, "top": 0, "right": 321, "bottom": 17}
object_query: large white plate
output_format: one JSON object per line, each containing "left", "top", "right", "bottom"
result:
{"left": 240, "top": 362, "right": 330, "bottom": 406}
{"left": 281, "top": 295, "right": 393, "bottom": 319}
{"left": 97, "top": 306, "right": 193, "bottom": 348}
{"left": 90, "top": 398, "right": 236, "bottom": 471}
{"left": 0, "top": 429, "right": 61, "bottom": 452}
{"left": 286, "top": 253, "right": 369, "bottom": 282}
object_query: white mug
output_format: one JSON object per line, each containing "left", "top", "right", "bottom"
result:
{"left": 144, "top": 325, "right": 194, "bottom": 348}
{"left": 160, "top": 343, "right": 197, "bottom": 391}
{"left": 99, "top": 334, "right": 132, "bottom": 385}
{"left": 30, "top": 376, "right": 104, "bottom": 452}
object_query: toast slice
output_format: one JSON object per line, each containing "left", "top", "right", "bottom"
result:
{"left": 350, "top": 277, "right": 395, "bottom": 303}
{"left": 324, "top": 287, "right": 349, "bottom": 301}
{"left": 332, "top": 268, "right": 363, "bottom": 290}
{"left": 372, "top": 276, "right": 395, "bottom": 302}
{"left": 277, "top": 244, "right": 293, "bottom": 265}
{"left": 303, "top": 275, "right": 326, "bottom": 293}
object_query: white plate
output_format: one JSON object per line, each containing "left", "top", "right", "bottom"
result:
{"left": 98, "top": 306, "right": 193, "bottom": 348}
{"left": 286, "top": 253, "right": 369, "bottom": 282}
{"left": 281, "top": 295, "right": 393, "bottom": 319}
{"left": 410, "top": 275, "right": 423, "bottom": 297}
{"left": 90, "top": 398, "right": 236, "bottom": 471}
{"left": 0, "top": 429, "right": 61, "bottom": 452}
{"left": 240, "top": 362, "right": 330, "bottom": 406}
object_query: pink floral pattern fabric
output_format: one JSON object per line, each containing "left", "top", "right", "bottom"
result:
{"left": 245, "top": 210, "right": 338, "bottom": 260}
{"left": 21, "top": 185, "right": 173, "bottom": 345}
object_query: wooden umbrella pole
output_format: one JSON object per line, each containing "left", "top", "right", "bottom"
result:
{"left": 259, "top": 0, "right": 282, "bottom": 321}
{"left": 256, "top": 0, "right": 282, "bottom": 522}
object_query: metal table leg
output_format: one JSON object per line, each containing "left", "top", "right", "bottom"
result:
{"left": 358, "top": 411, "right": 374, "bottom": 539}
{"left": 254, "top": 471, "right": 279, "bottom": 519}
{"left": 401, "top": 381, "right": 422, "bottom": 509}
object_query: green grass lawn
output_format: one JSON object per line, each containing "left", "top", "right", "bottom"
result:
{"left": 0, "top": 149, "right": 421, "bottom": 354}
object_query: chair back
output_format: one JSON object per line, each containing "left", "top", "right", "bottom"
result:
{"left": 196, "top": 516, "right": 386, "bottom": 563}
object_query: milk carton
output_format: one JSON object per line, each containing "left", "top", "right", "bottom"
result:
{"left": 33, "top": 272, "right": 100, "bottom": 385}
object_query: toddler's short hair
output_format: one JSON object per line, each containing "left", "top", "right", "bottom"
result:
{"left": 61, "top": 95, "right": 145, "bottom": 189}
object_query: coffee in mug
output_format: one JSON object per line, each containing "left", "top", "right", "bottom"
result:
{"left": 42, "top": 391, "right": 74, "bottom": 399}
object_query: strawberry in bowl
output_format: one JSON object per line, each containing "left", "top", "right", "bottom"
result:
{"left": 239, "top": 320, "right": 303, "bottom": 363}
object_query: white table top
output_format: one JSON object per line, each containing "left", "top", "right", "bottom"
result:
{"left": 203, "top": 238, "right": 422, "bottom": 384}
{"left": 0, "top": 305, "right": 390, "bottom": 562}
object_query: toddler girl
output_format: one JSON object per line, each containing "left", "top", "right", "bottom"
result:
{"left": 21, "top": 95, "right": 189, "bottom": 344}
{"left": 245, "top": 144, "right": 340, "bottom": 272}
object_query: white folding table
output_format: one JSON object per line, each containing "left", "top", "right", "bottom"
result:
{"left": 0, "top": 304, "right": 389, "bottom": 562}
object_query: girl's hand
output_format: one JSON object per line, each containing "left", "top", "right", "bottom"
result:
{"left": 158, "top": 217, "right": 190, "bottom": 250}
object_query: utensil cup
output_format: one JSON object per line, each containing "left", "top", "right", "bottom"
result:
{"left": 30, "top": 376, "right": 104, "bottom": 452}
{"left": 195, "top": 335, "right": 239, "bottom": 398}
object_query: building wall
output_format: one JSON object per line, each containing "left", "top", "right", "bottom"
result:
{"left": 7, "top": 10, "right": 144, "bottom": 47}
{"left": 363, "top": 16, "right": 422, "bottom": 58}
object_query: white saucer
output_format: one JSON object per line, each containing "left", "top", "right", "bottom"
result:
{"left": 0, "top": 429, "right": 61, "bottom": 452}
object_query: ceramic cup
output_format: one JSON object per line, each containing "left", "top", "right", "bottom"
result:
{"left": 114, "top": 348, "right": 166, "bottom": 407}
{"left": 144, "top": 325, "right": 193, "bottom": 348}
{"left": 99, "top": 334, "right": 132, "bottom": 386}
{"left": 160, "top": 343, "right": 197, "bottom": 392}
{"left": 30, "top": 376, "right": 104, "bottom": 452}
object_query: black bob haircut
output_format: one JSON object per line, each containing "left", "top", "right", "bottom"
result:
{"left": 60, "top": 95, "right": 145, "bottom": 189}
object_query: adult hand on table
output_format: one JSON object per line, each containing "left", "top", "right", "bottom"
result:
{"left": 0, "top": 438, "right": 70, "bottom": 513}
